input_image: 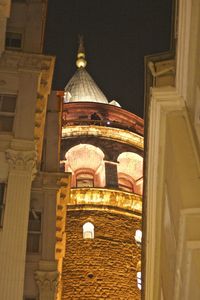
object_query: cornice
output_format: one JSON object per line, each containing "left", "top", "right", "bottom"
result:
{"left": 62, "top": 125, "right": 144, "bottom": 150}
{"left": 32, "top": 172, "right": 71, "bottom": 190}
{"left": 0, "top": 50, "right": 55, "bottom": 74}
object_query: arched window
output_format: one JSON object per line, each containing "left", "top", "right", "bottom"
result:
{"left": 83, "top": 222, "right": 94, "bottom": 239}
{"left": 76, "top": 173, "right": 94, "bottom": 187}
{"left": 135, "top": 229, "right": 142, "bottom": 247}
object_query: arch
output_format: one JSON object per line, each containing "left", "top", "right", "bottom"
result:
{"left": 83, "top": 222, "right": 94, "bottom": 239}
{"left": 64, "top": 144, "right": 105, "bottom": 188}
{"left": 117, "top": 152, "right": 143, "bottom": 195}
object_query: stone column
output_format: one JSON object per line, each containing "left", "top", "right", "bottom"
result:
{"left": 105, "top": 161, "right": 118, "bottom": 188}
{"left": 0, "top": 141, "right": 37, "bottom": 300}
{"left": 35, "top": 260, "right": 59, "bottom": 300}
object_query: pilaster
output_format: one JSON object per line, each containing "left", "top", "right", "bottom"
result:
{"left": 0, "top": 140, "right": 37, "bottom": 300}
{"left": 35, "top": 260, "right": 58, "bottom": 300}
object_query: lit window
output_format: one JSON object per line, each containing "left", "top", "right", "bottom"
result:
{"left": 76, "top": 173, "right": 94, "bottom": 188}
{"left": 27, "top": 210, "right": 41, "bottom": 253}
{"left": 137, "top": 271, "right": 142, "bottom": 290}
{"left": 83, "top": 222, "right": 94, "bottom": 239}
{"left": 135, "top": 229, "right": 142, "bottom": 247}
{"left": 5, "top": 32, "right": 22, "bottom": 49}
{"left": 0, "top": 94, "right": 17, "bottom": 132}
{"left": 0, "top": 183, "right": 6, "bottom": 227}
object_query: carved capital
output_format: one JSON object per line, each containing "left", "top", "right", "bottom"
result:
{"left": 35, "top": 270, "right": 59, "bottom": 300}
{"left": 5, "top": 149, "right": 37, "bottom": 176}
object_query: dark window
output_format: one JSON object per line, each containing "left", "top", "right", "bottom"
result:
{"left": 0, "top": 94, "right": 17, "bottom": 132}
{"left": 5, "top": 32, "right": 22, "bottom": 49}
{"left": 27, "top": 211, "right": 41, "bottom": 253}
{"left": 0, "top": 183, "right": 5, "bottom": 227}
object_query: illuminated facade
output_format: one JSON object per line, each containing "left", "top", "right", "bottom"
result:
{"left": 0, "top": 2, "right": 144, "bottom": 297}
{"left": 144, "top": 0, "right": 200, "bottom": 299}
{"left": 58, "top": 40, "right": 144, "bottom": 299}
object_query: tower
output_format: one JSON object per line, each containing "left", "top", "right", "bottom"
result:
{"left": 59, "top": 38, "right": 144, "bottom": 299}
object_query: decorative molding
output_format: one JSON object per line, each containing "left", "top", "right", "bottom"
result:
{"left": 62, "top": 125, "right": 144, "bottom": 150}
{"left": 5, "top": 148, "right": 37, "bottom": 175}
{"left": 32, "top": 172, "right": 71, "bottom": 190}
{"left": 0, "top": 50, "right": 55, "bottom": 73}
{"left": 70, "top": 187, "right": 142, "bottom": 214}
{"left": 35, "top": 270, "right": 59, "bottom": 299}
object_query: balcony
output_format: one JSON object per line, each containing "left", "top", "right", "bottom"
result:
{"left": 68, "top": 187, "right": 142, "bottom": 215}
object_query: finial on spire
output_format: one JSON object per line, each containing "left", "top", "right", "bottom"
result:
{"left": 76, "top": 35, "right": 87, "bottom": 68}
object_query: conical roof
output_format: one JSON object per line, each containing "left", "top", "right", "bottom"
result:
{"left": 64, "top": 68, "right": 108, "bottom": 103}
{"left": 64, "top": 37, "right": 108, "bottom": 104}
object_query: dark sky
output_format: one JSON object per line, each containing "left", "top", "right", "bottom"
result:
{"left": 44, "top": 0, "right": 173, "bottom": 118}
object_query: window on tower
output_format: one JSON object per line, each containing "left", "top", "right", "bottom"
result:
{"left": 137, "top": 261, "right": 142, "bottom": 290}
{"left": 0, "top": 183, "right": 6, "bottom": 227}
{"left": 135, "top": 229, "right": 142, "bottom": 247}
{"left": 27, "top": 210, "right": 42, "bottom": 253}
{"left": 137, "top": 271, "right": 142, "bottom": 290}
{"left": 83, "top": 222, "right": 94, "bottom": 239}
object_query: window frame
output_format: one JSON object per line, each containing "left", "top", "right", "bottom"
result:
{"left": 5, "top": 31, "right": 23, "bottom": 50}
{"left": 0, "top": 93, "right": 17, "bottom": 133}
{"left": 26, "top": 210, "right": 42, "bottom": 254}
{"left": 83, "top": 222, "right": 94, "bottom": 239}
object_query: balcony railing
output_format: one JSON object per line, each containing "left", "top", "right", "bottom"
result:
{"left": 68, "top": 187, "right": 142, "bottom": 214}
{"left": 62, "top": 118, "right": 143, "bottom": 135}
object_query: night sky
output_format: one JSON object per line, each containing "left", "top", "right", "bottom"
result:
{"left": 44, "top": 0, "right": 173, "bottom": 118}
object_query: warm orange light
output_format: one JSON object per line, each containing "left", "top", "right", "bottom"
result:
{"left": 69, "top": 187, "right": 142, "bottom": 213}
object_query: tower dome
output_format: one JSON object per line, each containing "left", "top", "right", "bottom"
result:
{"left": 64, "top": 37, "right": 108, "bottom": 104}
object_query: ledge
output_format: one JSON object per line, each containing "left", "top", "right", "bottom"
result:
{"left": 68, "top": 187, "right": 142, "bottom": 215}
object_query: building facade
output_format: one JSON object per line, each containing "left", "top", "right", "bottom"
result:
{"left": 0, "top": 2, "right": 144, "bottom": 299}
{"left": 0, "top": 1, "right": 70, "bottom": 299}
{"left": 144, "top": 0, "right": 200, "bottom": 299}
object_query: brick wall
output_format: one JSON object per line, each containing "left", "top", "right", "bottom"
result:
{"left": 61, "top": 206, "right": 141, "bottom": 299}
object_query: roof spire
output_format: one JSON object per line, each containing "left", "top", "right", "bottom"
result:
{"left": 76, "top": 35, "right": 87, "bottom": 68}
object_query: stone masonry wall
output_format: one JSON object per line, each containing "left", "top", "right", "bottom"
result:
{"left": 61, "top": 206, "right": 141, "bottom": 299}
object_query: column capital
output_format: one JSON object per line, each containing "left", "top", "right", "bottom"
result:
{"left": 35, "top": 270, "right": 59, "bottom": 300}
{"left": 5, "top": 148, "right": 37, "bottom": 175}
